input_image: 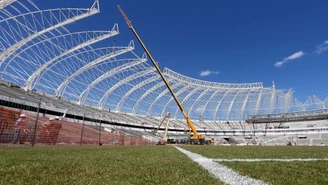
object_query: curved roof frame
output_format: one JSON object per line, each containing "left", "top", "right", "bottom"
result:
{"left": 98, "top": 68, "right": 156, "bottom": 109}
{"left": 55, "top": 40, "right": 135, "bottom": 97}
{"left": 240, "top": 89, "right": 252, "bottom": 120}
{"left": 1, "top": 26, "right": 119, "bottom": 90}
{"left": 4, "top": 30, "right": 116, "bottom": 69}
{"left": 213, "top": 89, "right": 232, "bottom": 122}
{"left": 0, "top": 1, "right": 100, "bottom": 67}
{"left": 25, "top": 26, "right": 119, "bottom": 90}
{"left": 78, "top": 55, "right": 147, "bottom": 104}
{"left": 164, "top": 67, "right": 263, "bottom": 89}
{"left": 200, "top": 89, "right": 225, "bottom": 120}
{"left": 131, "top": 79, "right": 167, "bottom": 114}
{"left": 32, "top": 45, "right": 132, "bottom": 94}
{"left": 146, "top": 82, "right": 184, "bottom": 116}
{"left": 187, "top": 88, "right": 213, "bottom": 117}
{"left": 160, "top": 84, "right": 194, "bottom": 117}
{"left": 225, "top": 89, "right": 245, "bottom": 121}
{"left": 173, "top": 86, "right": 204, "bottom": 119}
{"left": 0, "top": 0, "right": 17, "bottom": 9}
{"left": 0, "top": 1, "right": 67, "bottom": 58}
{"left": 116, "top": 75, "right": 161, "bottom": 112}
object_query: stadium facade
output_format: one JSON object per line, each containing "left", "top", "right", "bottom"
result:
{"left": 1, "top": 0, "right": 328, "bottom": 131}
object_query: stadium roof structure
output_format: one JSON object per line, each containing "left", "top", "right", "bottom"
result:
{"left": 1, "top": 0, "right": 328, "bottom": 123}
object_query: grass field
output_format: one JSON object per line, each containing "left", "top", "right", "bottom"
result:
{"left": 181, "top": 146, "right": 328, "bottom": 185}
{"left": 221, "top": 161, "right": 328, "bottom": 185}
{"left": 0, "top": 146, "right": 222, "bottom": 185}
{"left": 1, "top": 145, "right": 328, "bottom": 185}
{"left": 181, "top": 145, "right": 328, "bottom": 159}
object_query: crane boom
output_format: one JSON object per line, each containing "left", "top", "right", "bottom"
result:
{"left": 117, "top": 5, "right": 203, "bottom": 140}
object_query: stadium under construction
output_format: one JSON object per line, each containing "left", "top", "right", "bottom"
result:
{"left": 1, "top": 0, "right": 328, "bottom": 146}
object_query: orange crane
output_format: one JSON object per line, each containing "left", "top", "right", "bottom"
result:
{"left": 117, "top": 5, "right": 206, "bottom": 144}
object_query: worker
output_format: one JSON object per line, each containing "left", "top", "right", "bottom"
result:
{"left": 40, "top": 117, "right": 56, "bottom": 144}
{"left": 12, "top": 114, "right": 27, "bottom": 144}
{"left": 47, "top": 117, "right": 62, "bottom": 145}
{"left": 43, "top": 117, "right": 53, "bottom": 132}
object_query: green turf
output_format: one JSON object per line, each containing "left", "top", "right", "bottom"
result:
{"left": 221, "top": 161, "right": 328, "bottom": 185}
{"left": 0, "top": 146, "right": 222, "bottom": 185}
{"left": 180, "top": 145, "right": 328, "bottom": 185}
{"left": 180, "top": 145, "right": 328, "bottom": 159}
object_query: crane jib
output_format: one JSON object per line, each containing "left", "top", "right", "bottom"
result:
{"left": 117, "top": 5, "right": 206, "bottom": 142}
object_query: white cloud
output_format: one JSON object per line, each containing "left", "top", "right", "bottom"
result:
{"left": 274, "top": 51, "right": 305, "bottom": 67}
{"left": 195, "top": 107, "right": 203, "bottom": 113}
{"left": 315, "top": 40, "right": 328, "bottom": 55}
{"left": 199, "top": 70, "right": 220, "bottom": 77}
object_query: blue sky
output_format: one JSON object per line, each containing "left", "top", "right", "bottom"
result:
{"left": 36, "top": 0, "right": 328, "bottom": 102}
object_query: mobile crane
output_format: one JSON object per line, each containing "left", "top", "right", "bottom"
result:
{"left": 154, "top": 112, "right": 171, "bottom": 145}
{"left": 118, "top": 5, "right": 209, "bottom": 145}
{"left": 153, "top": 112, "right": 170, "bottom": 134}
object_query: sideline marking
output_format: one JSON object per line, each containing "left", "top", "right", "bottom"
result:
{"left": 213, "top": 158, "right": 328, "bottom": 162}
{"left": 175, "top": 146, "right": 269, "bottom": 185}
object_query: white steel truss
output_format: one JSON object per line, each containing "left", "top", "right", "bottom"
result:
{"left": 145, "top": 81, "right": 182, "bottom": 116}
{"left": 132, "top": 79, "right": 174, "bottom": 115}
{"left": 255, "top": 88, "right": 263, "bottom": 114}
{"left": 240, "top": 90, "right": 252, "bottom": 120}
{"left": 55, "top": 40, "right": 135, "bottom": 97}
{"left": 213, "top": 90, "right": 231, "bottom": 122}
{"left": 0, "top": 0, "right": 16, "bottom": 9}
{"left": 24, "top": 26, "right": 119, "bottom": 90}
{"left": 164, "top": 67, "right": 263, "bottom": 89}
{"left": 269, "top": 84, "right": 276, "bottom": 114}
{"left": 200, "top": 89, "right": 224, "bottom": 120}
{"left": 0, "top": 0, "right": 100, "bottom": 67}
{"left": 226, "top": 89, "right": 243, "bottom": 121}
{"left": 187, "top": 88, "right": 212, "bottom": 117}
{"left": 116, "top": 75, "right": 161, "bottom": 112}
{"left": 98, "top": 68, "right": 156, "bottom": 108}
{"left": 160, "top": 84, "right": 192, "bottom": 117}
{"left": 173, "top": 86, "right": 203, "bottom": 119}
{"left": 78, "top": 55, "right": 147, "bottom": 104}
{"left": 35, "top": 47, "right": 132, "bottom": 95}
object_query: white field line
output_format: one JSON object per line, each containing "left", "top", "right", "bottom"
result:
{"left": 175, "top": 146, "right": 269, "bottom": 185}
{"left": 213, "top": 158, "right": 328, "bottom": 162}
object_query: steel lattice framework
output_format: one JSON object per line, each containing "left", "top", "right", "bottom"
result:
{"left": 1, "top": 0, "right": 328, "bottom": 126}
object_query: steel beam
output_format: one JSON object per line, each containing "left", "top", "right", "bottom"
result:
{"left": 187, "top": 88, "right": 212, "bottom": 116}
{"left": 24, "top": 26, "right": 119, "bottom": 90}
{"left": 0, "top": 1, "right": 100, "bottom": 67}
{"left": 226, "top": 90, "right": 243, "bottom": 121}
{"left": 132, "top": 79, "right": 177, "bottom": 115}
{"left": 79, "top": 56, "right": 147, "bottom": 104}
{"left": 213, "top": 90, "right": 230, "bottom": 122}
{"left": 116, "top": 75, "right": 161, "bottom": 111}
{"left": 164, "top": 67, "right": 263, "bottom": 89}
{"left": 173, "top": 86, "right": 203, "bottom": 119}
{"left": 97, "top": 68, "right": 155, "bottom": 108}
{"left": 255, "top": 88, "right": 263, "bottom": 115}
{"left": 199, "top": 89, "right": 223, "bottom": 121}
{"left": 146, "top": 82, "right": 183, "bottom": 116}
{"left": 0, "top": 0, "right": 17, "bottom": 9}
{"left": 240, "top": 90, "right": 252, "bottom": 120}
{"left": 55, "top": 40, "right": 134, "bottom": 97}
{"left": 269, "top": 85, "right": 276, "bottom": 114}
{"left": 160, "top": 84, "right": 192, "bottom": 117}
